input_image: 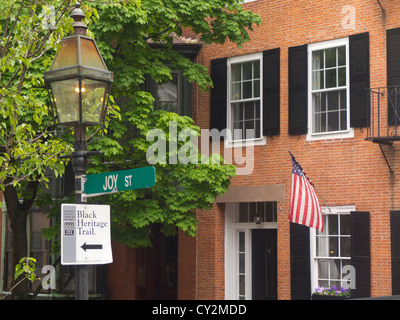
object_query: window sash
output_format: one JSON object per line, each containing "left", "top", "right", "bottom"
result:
{"left": 307, "top": 38, "right": 351, "bottom": 139}
{"left": 228, "top": 54, "right": 262, "bottom": 142}
{"left": 311, "top": 206, "right": 354, "bottom": 290}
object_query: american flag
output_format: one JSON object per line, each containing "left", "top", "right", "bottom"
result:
{"left": 288, "top": 152, "right": 324, "bottom": 233}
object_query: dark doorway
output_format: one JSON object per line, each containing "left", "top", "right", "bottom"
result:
{"left": 136, "top": 224, "right": 178, "bottom": 300}
{"left": 252, "top": 229, "right": 277, "bottom": 300}
{"left": 154, "top": 228, "right": 178, "bottom": 300}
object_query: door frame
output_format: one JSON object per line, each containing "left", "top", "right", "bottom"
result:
{"left": 225, "top": 203, "right": 277, "bottom": 300}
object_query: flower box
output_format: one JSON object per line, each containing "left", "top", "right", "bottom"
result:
{"left": 312, "top": 293, "right": 351, "bottom": 300}
{"left": 312, "top": 286, "right": 351, "bottom": 300}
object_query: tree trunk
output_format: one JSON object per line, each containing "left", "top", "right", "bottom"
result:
{"left": 9, "top": 208, "right": 30, "bottom": 300}
{"left": 4, "top": 181, "right": 39, "bottom": 300}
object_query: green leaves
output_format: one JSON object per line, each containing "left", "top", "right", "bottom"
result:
{"left": 0, "top": 0, "right": 75, "bottom": 198}
{"left": 15, "top": 257, "right": 36, "bottom": 283}
{"left": 77, "top": 0, "right": 262, "bottom": 247}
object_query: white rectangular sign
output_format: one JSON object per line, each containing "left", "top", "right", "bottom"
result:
{"left": 61, "top": 204, "right": 113, "bottom": 265}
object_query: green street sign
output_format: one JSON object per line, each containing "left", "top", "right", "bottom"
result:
{"left": 83, "top": 166, "right": 156, "bottom": 196}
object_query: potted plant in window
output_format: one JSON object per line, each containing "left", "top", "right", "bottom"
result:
{"left": 312, "top": 286, "right": 351, "bottom": 300}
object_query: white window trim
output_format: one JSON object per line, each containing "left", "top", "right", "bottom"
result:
{"left": 226, "top": 52, "right": 266, "bottom": 148}
{"left": 309, "top": 205, "right": 355, "bottom": 293}
{"left": 307, "top": 38, "right": 354, "bottom": 141}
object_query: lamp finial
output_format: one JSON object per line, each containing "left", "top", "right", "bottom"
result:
{"left": 71, "top": 1, "right": 87, "bottom": 35}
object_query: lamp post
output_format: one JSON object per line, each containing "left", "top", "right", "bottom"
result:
{"left": 44, "top": 2, "right": 113, "bottom": 300}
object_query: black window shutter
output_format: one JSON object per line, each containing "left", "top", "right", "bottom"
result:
{"left": 387, "top": 28, "right": 400, "bottom": 125}
{"left": 349, "top": 32, "right": 370, "bottom": 128}
{"left": 290, "top": 222, "right": 311, "bottom": 300}
{"left": 351, "top": 211, "right": 371, "bottom": 298}
{"left": 391, "top": 211, "right": 400, "bottom": 294}
{"left": 210, "top": 58, "right": 227, "bottom": 135}
{"left": 288, "top": 44, "right": 308, "bottom": 135}
{"left": 263, "top": 48, "right": 280, "bottom": 136}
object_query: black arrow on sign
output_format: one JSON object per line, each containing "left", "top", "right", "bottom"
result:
{"left": 81, "top": 242, "right": 103, "bottom": 252}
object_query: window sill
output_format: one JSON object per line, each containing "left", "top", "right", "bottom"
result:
{"left": 306, "top": 128, "right": 354, "bottom": 141}
{"left": 224, "top": 136, "right": 266, "bottom": 148}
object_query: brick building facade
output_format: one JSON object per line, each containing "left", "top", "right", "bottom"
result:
{"left": 106, "top": 0, "right": 400, "bottom": 300}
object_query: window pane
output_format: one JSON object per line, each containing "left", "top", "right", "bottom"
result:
{"left": 326, "top": 69, "right": 337, "bottom": 88}
{"left": 233, "top": 103, "right": 242, "bottom": 121}
{"left": 231, "top": 63, "right": 241, "bottom": 82}
{"left": 327, "top": 91, "right": 339, "bottom": 111}
{"left": 265, "top": 202, "right": 273, "bottom": 222}
{"left": 248, "top": 202, "right": 257, "bottom": 221}
{"left": 341, "top": 237, "right": 351, "bottom": 257}
{"left": 312, "top": 50, "right": 324, "bottom": 70}
{"left": 338, "top": 67, "right": 346, "bottom": 86}
{"left": 320, "top": 113, "right": 327, "bottom": 132}
{"left": 313, "top": 93, "right": 322, "bottom": 112}
{"left": 243, "top": 81, "right": 252, "bottom": 99}
{"left": 255, "top": 101, "right": 260, "bottom": 118}
{"left": 312, "top": 70, "right": 324, "bottom": 90}
{"left": 243, "top": 62, "right": 253, "bottom": 80}
{"left": 314, "top": 113, "right": 321, "bottom": 133}
{"left": 338, "top": 46, "right": 346, "bottom": 66}
{"left": 244, "top": 120, "right": 255, "bottom": 139}
{"left": 239, "top": 232, "right": 245, "bottom": 252}
{"left": 239, "top": 203, "right": 248, "bottom": 222}
{"left": 318, "top": 259, "right": 329, "bottom": 278}
{"left": 329, "top": 237, "right": 339, "bottom": 256}
{"left": 330, "top": 260, "right": 340, "bottom": 279}
{"left": 321, "top": 92, "right": 327, "bottom": 111}
{"left": 257, "top": 202, "right": 265, "bottom": 222}
{"left": 245, "top": 103, "right": 255, "bottom": 119}
{"left": 328, "top": 111, "right": 339, "bottom": 132}
{"left": 233, "top": 122, "right": 243, "bottom": 140}
{"left": 340, "top": 110, "right": 347, "bottom": 131}
{"left": 328, "top": 214, "right": 338, "bottom": 235}
{"left": 254, "top": 79, "right": 260, "bottom": 97}
{"left": 340, "top": 215, "right": 351, "bottom": 235}
{"left": 255, "top": 120, "right": 260, "bottom": 138}
{"left": 239, "top": 275, "right": 245, "bottom": 295}
{"left": 239, "top": 253, "right": 245, "bottom": 273}
{"left": 339, "top": 89, "right": 347, "bottom": 108}
{"left": 254, "top": 60, "right": 260, "bottom": 78}
{"left": 231, "top": 83, "right": 241, "bottom": 100}
{"left": 317, "top": 236, "right": 328, "bottom": 256}
{"left": 325, "top": 48, "right": 337, "bottom": 68}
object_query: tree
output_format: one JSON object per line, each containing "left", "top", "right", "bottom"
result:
{"left": 0, "top": 0, "right": 99, "bottom": 299}
{"left": 83, "top": 0, "right": 261, "bottom": 246}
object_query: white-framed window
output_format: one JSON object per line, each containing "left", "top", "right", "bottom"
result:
{"left": 227, "top": 53, "right": 263, "bottom": 143}
{"left": 307, "top": 38, "right": 354, "bottom": 141}
{"left": 310, "top": 206, "right": 354, "bottom": 292}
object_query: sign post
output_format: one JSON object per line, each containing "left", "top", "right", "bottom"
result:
{"left": 61, "top": 166, "right": 156, "bottom": 299}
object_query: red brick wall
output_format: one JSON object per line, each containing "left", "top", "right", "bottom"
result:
{"left": 194, "top": 203, "right": 225, "bottom": 299}
{"left": 190, "top": 0, "right": 400, "bottom": 299}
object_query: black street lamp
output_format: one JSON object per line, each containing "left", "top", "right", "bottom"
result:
{"left": 44, "top": 2, "right": 113, "bottom": 300}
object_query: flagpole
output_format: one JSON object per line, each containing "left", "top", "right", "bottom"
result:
{"left": 287, "top": 150, "right": 332, "bottom": 213}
